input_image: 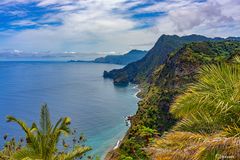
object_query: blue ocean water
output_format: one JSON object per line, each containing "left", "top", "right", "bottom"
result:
{"left": 0, "top": 61, "right": 139, "bottom": 159}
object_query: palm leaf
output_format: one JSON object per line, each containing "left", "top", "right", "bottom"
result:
{"left": 40, "top": 104, "right": 52, "bottom": 135}
{"left": 6, "top": 116, "right": 33, "bottom": 136}
{"left": 171, "top": 62, "right": 240, "bottom": 133}
{"left": 12, "top": 147, "right": 41, "bottom": 160}
{"left": 6, "top": 104, "right": 90, "bottom": 160}
{"left": 56, "top": 146, "right": 91, "bottom": 160}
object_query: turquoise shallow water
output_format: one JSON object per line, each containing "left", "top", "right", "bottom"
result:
{"left": 0, "top": 61, "right": 139, "bottom": 159}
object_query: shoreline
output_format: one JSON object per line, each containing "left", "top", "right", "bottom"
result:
{"left": 113, "top": 139, "right": 122, "bottom": 150}
{"left": 113, "top": 84, "right": 140, "bottom": 150}
{"left": 133, "top": 84, "right": 142, "bottom": 99}
{"left": 104, "top": 84, "right": 142, "bottom": 159}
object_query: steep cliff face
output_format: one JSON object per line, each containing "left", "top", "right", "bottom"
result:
{"left": 106, "top": 41, "right": 240, "bottom": 160}
{"left": 103, "top": 34, "right": 233, "bottom": 86}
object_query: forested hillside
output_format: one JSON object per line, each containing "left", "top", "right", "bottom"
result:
{"left": 103, "top": 35, "right": 239, "bottom": 86}
{"left": 106, "top": 40, "right": 240, "bottom": 160}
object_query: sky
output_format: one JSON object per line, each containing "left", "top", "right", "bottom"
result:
{"left": 0, "top": 0, "right": 240, "bottom": 59}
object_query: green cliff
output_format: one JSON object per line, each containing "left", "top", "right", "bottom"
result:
{"left": 106, "top": 40, "right": 240, "bottom": 160}
{"left": 103, "top": 35, "right": 239, "bottom": 86}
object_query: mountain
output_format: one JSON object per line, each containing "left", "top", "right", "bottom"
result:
{"left": 103, "top": 34, "right": 240, "bottom": 86}
{"left": 227, "top": 37, "right": 240, "bottom": 41}
{"left": 93, "top": 50, "right": 147, "bottom": 65}
{"left": 106, "top": 40, "right": 240, "bottom": 160}
{"left": 68, "top": 49, "right": 147, "bottom": 65}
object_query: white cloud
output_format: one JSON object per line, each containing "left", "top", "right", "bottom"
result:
{"left": 1, "top": 0, "right": 158, "bottom": 53}
{"left": 37, "top": 0, "right": 73, "bottom": 7}
{"left": 0, "top": 0, "right": 240, "bottom": 54}
{"left": 13, "top": 49, "right": 22, "bottom": 53}
{"left": 141, "top": 0, "right": 240, "bottom": 37}
{"left": 169, "top": 2, "right": 234, "bottom": 32}
{"left": 11, "top": 20, "right": 38, "bottom": 26}
{"left": 0, "top": 0, "right": 36, "bottom": 5}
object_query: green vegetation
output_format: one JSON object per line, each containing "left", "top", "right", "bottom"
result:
{"left": 153, "top": 57, "right": 240, "bottom": 159}
{"left": 103, "top": 35, "right": 238, "bottom": 85}
{"left": 106, "top": 41, "right": 240, "bottom": 160}
{"left": 0, "top": 104, "right": 91, "bottom": 160}
{"left": 1, "top": 36, "right": 240, "bottom": 160}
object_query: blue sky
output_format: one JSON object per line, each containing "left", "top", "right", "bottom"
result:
{"left": 0, "top": 0, "right": 239, "bottom": 58}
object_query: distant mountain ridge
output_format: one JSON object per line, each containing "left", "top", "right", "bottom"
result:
{"left": 103, "top": 34, "right": 240, "bottom": 85}
{"left": 68, "top": 49, "right": 147, "bottom": 65}
{"left": 94, "top": 49, "right": 147, "bottom": 65}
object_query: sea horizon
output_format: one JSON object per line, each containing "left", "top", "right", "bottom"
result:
{"left": 0, "top": 61, "right": 139, "bottom": 159}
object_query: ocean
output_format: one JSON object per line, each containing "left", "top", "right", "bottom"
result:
{"left": 0, "top": 61, "right": 139, "bottom": 159}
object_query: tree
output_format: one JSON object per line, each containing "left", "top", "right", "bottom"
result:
{"left": 5, "top": 104, "right": 91, "bottom": 160}
{"left": 139, "top": 126, "right": 157, "bottom": 144}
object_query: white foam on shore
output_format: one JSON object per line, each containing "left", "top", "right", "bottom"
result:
{"left": 113, "top": 140, "right": 121, "bottom": 150}
{"left": 133, "top": 84, "right": 141, "bottom": 100}
{"left": 112, "top": 85, "right": 140, "bottom": 151}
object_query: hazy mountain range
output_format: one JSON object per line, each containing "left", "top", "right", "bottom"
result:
{"left": 103, "top": 34, "right": 240, "bottom": 85}
{"left": 69, "top": 49, "right": 147, "bottom": 65}
{"left": 104, "top": 34, "right": 240, "bottom": 159}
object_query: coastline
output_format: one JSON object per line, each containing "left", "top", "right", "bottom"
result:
{"left": 104, "top": 84, "right": 142, "bottom": 160}
{"left": 113, "top": 140, "right": 121, "bottom": 150}
{"left": 133, "top": 84, "right": 142, "bottom": 100}
{"left": 101, "top": 127, "right": 128, "bottom": 160}
{"left": 113, "top": 84, "right": 141, "bottom": 149}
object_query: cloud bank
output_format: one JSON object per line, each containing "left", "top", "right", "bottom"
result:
{"left": 0, "top": 0, "right": 239, "bottom": 55}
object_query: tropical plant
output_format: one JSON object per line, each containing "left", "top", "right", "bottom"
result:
{"left": 171, "top": 61, "right": 240, "bottom": 134}
{"left": 114, "top": 41, "right": 240, "bottom": 160}
{"left": 139, "top": 126, "right": 157, "bottom": 144}
{"left": 5, "top": 104, "right": 91, "bottom": 160}
{"left": 154, "top": 131, "right": 240, "bottom": 160}
{"left": 153, "top": 57, "right": 240, "bottom": 159}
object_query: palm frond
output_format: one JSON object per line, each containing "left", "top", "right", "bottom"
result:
{"left": 52, "top": 118, "right": 63, "bottom": 134}
{"left": 221, "top": 123, "right": 240, "bottom": 137}
{"left": 40, "top": 104, "right": 52, "bottom": 135}
{"left": 57, "top": 117, "right": 71, "bottom": 136}
{"left": 6, "top": 116, "right": 40, "bottom": 151}
{"left": 56, "top": 146, "right": 91, "bottom": 160}
{"left": 154, "top": 131, "right": 206, "bottom": 150}
{"left": 6, "top": 116, "right": 32, "bottom": 136}
{"left": 12, "top": 147, "right": 41, "bottom": 160}
{"left": 194, "top": 136, "right": 240, "bottom": 160}
{"left": 172, "top": 111, "right": 220, "bottom": 134}
{"left": 154, "top": 132, "right": 240, "bottom": 160}
{"left": 152, "top": 61, "right": 240, "bottom": 159}
{"left": 6, "top": 104, "right": 90, "bottom": 160}
{"left": 233, "top": 56, "right": 240, "bottom": 63}
{"left": 171, "top": 63, "right": 240, "bottom": 133}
